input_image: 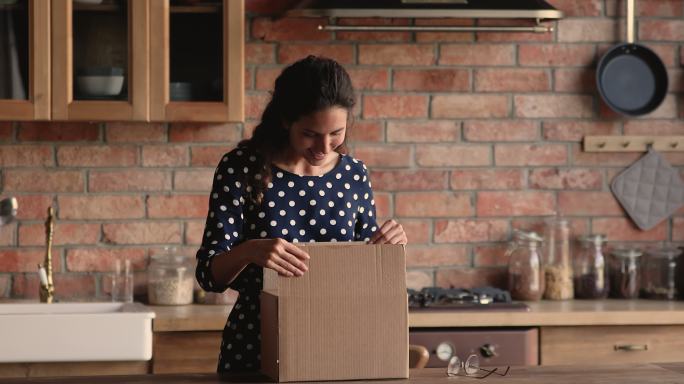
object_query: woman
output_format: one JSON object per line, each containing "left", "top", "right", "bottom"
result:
{"left": 195, "top": 55, "right": 408, "bottom": 373}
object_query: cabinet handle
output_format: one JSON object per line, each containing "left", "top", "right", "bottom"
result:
{"left": 614, "top": 344, "right": 648, "bottom": 352}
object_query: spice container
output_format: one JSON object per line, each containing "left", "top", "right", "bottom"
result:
{"left": 573, "top": 234, "right": 608, "bottom": 299}
{"left": 148, "top": 247, "right": 195, "bottom": 305}
{"left": 543, "top": 217, "right": 574, "bottom": 300}
{"left": 608, "top": 247, "right": 642, "bottom": 299}
{"left": 641, "top": 246, "right": 681, "bottom": 300}
{"left": 507, "top": 230, "right": 545, "bottom": 301}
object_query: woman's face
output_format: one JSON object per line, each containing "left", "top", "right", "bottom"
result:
{"left": 287, "top": 106, "right": 348, "bottom": 166}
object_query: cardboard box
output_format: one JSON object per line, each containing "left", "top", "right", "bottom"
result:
{"left": 260, "top": 242, "right": 408, "bottom": 382}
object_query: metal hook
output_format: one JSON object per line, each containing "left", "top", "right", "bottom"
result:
{"left": 597, "top": 142, "right": 606, "bottom": 148}
{"left": 646, "top": 141, "right": 654, "bottom": 150}
{"left": 621, "top": 141, "right": 630, "bottom": 148}
{"left": 671, "top": 142, "right": 679, "bottom": 149}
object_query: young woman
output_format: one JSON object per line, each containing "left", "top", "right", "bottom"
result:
{"left": 195, "top": 55, "right": 408, "bottom": 373}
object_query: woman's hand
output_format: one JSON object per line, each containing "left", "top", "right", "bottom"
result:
{"left": 247, "top": 238, "right": 310, "bottom": 277}
{"left": 370, "top": 220, "right": 408, "bottom": 245}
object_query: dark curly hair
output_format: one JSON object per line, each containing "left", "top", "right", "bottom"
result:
{"left": 238, "top": 55, "right": 356, "bottom": 204}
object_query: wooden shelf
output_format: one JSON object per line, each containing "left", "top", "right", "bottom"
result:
{"left": 170, "top": 4, "right": 221, "bottom": 14}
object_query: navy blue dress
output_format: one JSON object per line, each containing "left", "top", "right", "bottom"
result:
{"left": 195, "top": 147, "right": 379, "bottom": 372}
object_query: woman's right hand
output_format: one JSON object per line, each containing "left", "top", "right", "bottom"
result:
{"left": 246, "top": 238, "right": 310, "bottom": 277}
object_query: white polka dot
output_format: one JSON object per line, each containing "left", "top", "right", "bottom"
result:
{"left": 210, "top": 211, "right": 215, "bottom": 218}
{"left": 258, "top": 212, "right": 265, "bottom": 218}
{"left": 320, "top": 228, "right": 327, "bottom": 235}
{"left": 279, "top": 210, "right": 286, "bottom": 216}
{"left": 238, "top": 313, "right": 244, "bottom": 320}
{"left": 249, "top": 155, "right": 256, "bottom": 162}
{"left": 268, "top": 201, "right": 275, "bottom": 207}
{"left": 341, "top": 228, "right": 347, "bottom": 235}
{"left": 217, "top": 174, "right": 222, "bottom": 180}
{"left": 319, "top": 190, "right": 325, "bottom": 197}
{"left": 223, "top": 186, "right": 230, "bottom": 192}
{"left": 344, "top": 183, "right": 350, "bottom": 189}
{"left": 371, "top": 226, "right": 377, "bottom": 231}
{"left": 353, "top": 174, "right": 360, "bottom": 181}
{"left": 212, "top": 193, "right": 218, "bottom": 199}
{"left": 299, "top": 229, "right": 306, "bottom": 236}
{"left": 337, "top": 192, "right": 344, "bottom": 198}
{"left": 225, "top": 234, "right": 231, "bottom": 240}
{"left": 339, "top": 210, "right": 345, "bottom": 216}
{"left": 359, "top": 207, "right": 365, "bottom": 213}
{"left": 290, "top": 219, "right": 296, "bottom": 226}
{"left": 335, "top": 173, "right": 342, "bottom": 179}
{"left": 278, "top": 191, "right": 285, "bottom": 197}
{"left": 328, "top": 201, "right": 334, "bottom": 208}
{"left": 326, "top": 182, "right": 333, "bottom": 189}
{"left": 299, "top": 209, "right": 306, "bottom": 216}
{"left": 222, "top": 156, "right": 228, "bottom": 162}
{"left": 235, "top": 181, "right": 241, "bottom": 188}
{"left": 288, "top": 181, "right": 294, "bottom": 188}
{"left": 282, "top": 228, "right": 288, "bottom": 235}
{"left": 289, "top": 200, "right": 295, "bottom": 207}
{"left": 330, "top": 219, "right": 337, "bottom": 225}
{"left": 250, "top": 224, "right": 256, "bottom": 230}
{"left": 345, "top": 165, "right": 351, "bottom": 170}
{"left": 307, "top": 180, "right": 314, "bottom": 187}
{"left": 260, "top": 231, "right": 267, "bottom": 237}
{"left": 267, "top": 182, "right": 274, "bottom": 189}
{"left": 309, "top": 219, "right": 316, "bottom": 225}
{"left": 270, "top": 220, "right": 277, "bottom": 226}
{"left": 255, "top": 173, "right": 262, "bottom": 180}
{"left": 319, "top": 209, "right": 325, "bottom": 215}
{"left": 353, "top": 193, "right": 358, "bottom": 200}
{"left": 293, "top": 238, "right": 299, "bottom": 243}
{"left": 220, "top": 205, "right": 227, "bottom": 211}
{"left": 363, "top": 223, "right": 368, "bottom": 229}
{"left": 309, "top": 200, "right": 316, "bottom": 206}
{"left": 236, "top": 150, "right": 243, "bottom": 156}
{"left": 299, "top": 190, "right": 306, "bottom": 196}
{"left": 217, "top": 222, "right": 223, "bottom": 228}
{"left": 233, "top": 199, "right": 239, "bottom": 206}
{"left": 346, "top": 202, "right": 352, "bottom": 208}
{"left": 227, "top": 168, "right": 234, "bottom": 174}
{"left": 243, "top": 167, "right": 249, "bottom": 173}
{"left": 348, "top": 221, "right": 353, "bottom": 227}
{"left": 235, "top": 354, "right": 242, "bottom": 360}
{"left": 228, "top": 217, "right": 235, "bottom": 224}
{"left": 276, "top": 172, "right": 283, "bottom": 178}
{"left": 364, "top": 193, "right": 369, "bottom": 199}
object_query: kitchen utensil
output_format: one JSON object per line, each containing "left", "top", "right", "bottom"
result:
{"left": 610, "top": 147, "right": 684, "bottom": 230}
{"left": 169, "top": 82, "right": 193, "bottom": 101}
{"left": 596, "top": 0, "right": 668, "bottom": 116}
{"left": 75, "top": 67, "right": 125, "bottom": 97}
{"left": 0, "top": 197, "right": 18, "bottom": 226}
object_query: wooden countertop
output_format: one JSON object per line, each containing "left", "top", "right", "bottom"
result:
{"left": 4, "top": 364, "right": 684, "bottom": 383}
{"left": 152, "top": 299, "right": 684, "bottom": 331}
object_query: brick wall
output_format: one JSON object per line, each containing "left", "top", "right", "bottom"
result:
{"left": 1, "top": 0, "right": 684, "bottom": 299}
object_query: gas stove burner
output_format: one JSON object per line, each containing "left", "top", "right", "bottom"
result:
{"left": 407, "top": 287, "right": 527, "bottom": 311}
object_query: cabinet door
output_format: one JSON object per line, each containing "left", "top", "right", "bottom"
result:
{"left": 0, "top": 0, "right": 50, "bottom": 120}
{"left": 149, "top": 0, "right": 243, "bottom": 122}
{"left": 51, "top": 0, "right": 149, "bottom": 121}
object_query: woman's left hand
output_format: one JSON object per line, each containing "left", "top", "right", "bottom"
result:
{"left": 370, "top": 219, "right": 408, "bottom": 245}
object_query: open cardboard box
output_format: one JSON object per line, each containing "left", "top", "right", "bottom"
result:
{"left": 260, "top": 242, "right": 408, "bottom": 382}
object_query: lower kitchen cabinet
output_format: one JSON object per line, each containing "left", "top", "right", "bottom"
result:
{"left": 152, "top": 331, "right": 223, "bottom": 374}
{"left": 541, "top": 325, "right": 684, "bottom": 365}
{"left": 0, "top": 361, "right": 149, "bottom": 378}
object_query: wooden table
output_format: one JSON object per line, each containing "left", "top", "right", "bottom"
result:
{"left": 3, "top": 364, "right": 684, "bottom": 383}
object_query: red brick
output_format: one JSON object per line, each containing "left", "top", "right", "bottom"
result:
{"left": 15, "top": 195, "right": 54, "bottom": 220}
{"left": 477, "top": 191, "right": 555, "bottom": 216}
{"left": 640, "top": 20, "right": 684, "bottom": 41}
{"left": 142, "top": 145, "right": 189, "bottom": 167}
{"left": 605, "top": 0, "right": 684, "bottom": 17}
{"left": 169, "top": 123, "right": 242, "bottom": 142}
{"left": 543, "top": 121, "right": 620, "bottom": 141}
{"left": 17, "top": 122, "right": 99, "bottom": 141}
{"left": 416, "top": 144, "right": 491, "bottom": 167}
{"left": 475, "top": 68, "right": 550, "bottom": 92}
{"left": 245, "top": 92, "right": 271, "bottom": 120}
{"left": 624, "top": 120, "right": 684, "bottom": 135}
{"left": 352, "top": 145, "right": 411, "bottom": 167}
{"left": 374, "top": 192, "right": 392, "bottom": 218}
{"left": 464, "top": 121, "right": 539, "bottom": 142}
{"left": 0, "top": 249, "right": 61, "bottom": 272}
{"left": 58, "top": 195, "right": 144, "bottom": 220}
{"left": 13, "top": 274, "right": 95, "bottom": 300}
{"left": 406, "top": 270, "right": 434, "bottom": 290}
{"left": 336, "top": 18, "right": 411, "bottom": 42}
{"left": 0, "top": 145, "right": 53, "bottom": 166}
{"left": 0, "top": 122, "right": 12, "bottom": 141}
{"left": 277, "top": 44, "right": 354, "bottom": 65}
{"left": 395, "top": 192, "right": 473, "bottom": 217}
{"left": 406, "top": 245, "right": 469, "bottom": 268}
{"left": 245, "top": 43, "right": 275, "bottom": 64}
{"left": 414, "top": 18, "right": 474, "bottom": 43}
{"left": 436, "top": 268, "right": 507, "bottom": 289}
{"left": 363, "top": 94, "right": 428, "bottom": 119}
{"left": 254, "top": 67, "right": 282, "bottom": 90}
{"left": 147, "top": 194, "right": 208, "bottom": 219}
{"left": 559, "top": 19, "right": 619, "bottom": 42}
{"left": 19, "top": 222, "right": 100, "bottom": 246}
{"left": 347, "top": 120, "right": 384, "bottom": 143}
{"left": 103, "top": 222, "right": 182, "bottom": 245}
{"left": 473, "top": 244, "right": 511, "bottom": 267}
{"left": 393, "top": 69, "right": 469, "bottom": 92}
{"left": 434, "top": 219, "right": 509, "bottom": 243}
{"left": 371, "top": 170, "right": 447, "bottom": 191}
{"left": 572, "top": 144, "right": 642, "bottom": 166}
{"left": 495, "top": 144, "right": 568, "bottom": 166}
{"left": 515, "top": 95, "right": 594, "bottom": 118}
{"left": 3, "top": 170, "right": 84, "bottom": 192}
{"left": 387, "top": 120, "right": 460, "bottom": 143}
{"left": 0, "top": 275, "right": 9, "bottom": 298}
{"left": 593, "top": 218, "right": 667, "bottom": 241}
{"left": 440, "top": 44, "right": 515, "bottom": 66}
{"left": 669, "top": 69, "right": 684, "bottom": 92}
{"left": 547, "top": 0, "right": 602, "bottom": 16}
{"left": 401, "top": 220, "right": 431, "bottom": 245}
{"left": 529, "top": 168, "right": 603, "bottom": 190}
{"left": 251, "top": 17, "right": 330, "bottom": 41}
{"left": 511, "top": 217, "right": 589, "bottom": 239}
{"left": 106, "top": 122, "right": 165, "bottom": 142}
{"left": 519, "top": 45, "right": 596, "bottom": 67}
{"left": 358, "top": 44, "right": 435, "bottom": 66}
{"left": 191, "top": 146, "right": 236, "bottom": 167}
{"left": 347, "top": 68, "right": 390, "bottom": 91}
{"left": 0, "top": 222, "right": 15, "bottom": 246}
{"left": 433, "top": 95, "right": 509, "bottom": 118}
{"left": 558, "top": 192, "right": 624, "bottom": 216}
{"left": 174, "top": 169, "right": 214, "bottom": 192}
{"left": 57, "top": 145, "right": 138, "bottom": 167}
{"left": 185, "top": 220, "right": 206, "bottom": 245}
{"left": 554, "top": 68, "right": 596, "bottom": 92}
{"left": 451, "top": 169, "right": 524, "bottom": 190}
{"left": 671, "top": 218, "right": 684, "bottom": 241}
{"left": 476, "top": 19, "right": 553, "bottom": 43}
{"left": 245, "top": 67, "right": 254, "bottom": 90}
{"left": 66, "top": 248, "right": 148, "bottom": 272}
{"left": 90, "top": 170, "right": 172, "bottom": 192}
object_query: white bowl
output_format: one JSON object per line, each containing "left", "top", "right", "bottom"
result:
{"left": 76, "top": 75, "right": 124, "bottom": 96}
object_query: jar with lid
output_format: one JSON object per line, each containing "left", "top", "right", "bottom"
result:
{"left": 573, "top": 234, "right": 608, "bottom": 299}
{"left": 506, "top": 230, "right": 545, "bottom": 301}
{"left": 641, "top": 245, "right": 681, "bottom": 300}
{"left": 147, "top": 246, "right": 195, "bottom": 305}
{"left": 608, "top": 247, "right": 642, "bottom": 299}
{"left": 543, "top": 217, "right": 574, "bottom": 300}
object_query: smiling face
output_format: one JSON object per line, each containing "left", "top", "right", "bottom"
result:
{"left": 286, "top": 106, "right": 348, "bottom": 167}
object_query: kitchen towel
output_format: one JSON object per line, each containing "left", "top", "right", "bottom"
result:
{"left": 611, "top": 147, "right": 684, "bottom": 231}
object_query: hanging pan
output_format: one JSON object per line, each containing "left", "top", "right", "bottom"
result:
{"left": 596, "top": 0, "right": 668, "bottom": 116}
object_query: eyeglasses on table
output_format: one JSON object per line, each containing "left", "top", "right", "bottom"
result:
{"left": 446, "top": 354, "right": 510, "bottom": 379}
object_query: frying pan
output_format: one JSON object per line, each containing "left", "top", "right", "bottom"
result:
{"left": 596, "top": 0, "right": 668, "bottom": 116}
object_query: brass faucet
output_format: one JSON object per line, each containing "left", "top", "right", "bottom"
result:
{"left": 39, "top": 206, "right": 55, "bottom": 303}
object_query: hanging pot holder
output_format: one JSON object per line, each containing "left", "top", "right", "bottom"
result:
{"left": 610, "top": 147, "right": 684, "bottom": 231}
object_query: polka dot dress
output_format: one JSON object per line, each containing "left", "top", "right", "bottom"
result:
{"left": 195, "top": 147, "right": 379, "bottom": 373}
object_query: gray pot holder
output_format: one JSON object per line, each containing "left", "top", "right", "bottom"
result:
{"left": 611, "top": 147, "right": 684, "bottom": 231}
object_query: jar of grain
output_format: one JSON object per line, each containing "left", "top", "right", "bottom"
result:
{"left": 543, "top": 217, "right": 574, "bottom": 300}
{"left": 608, "top": 247, "right": 642, "bottom": 299}
{"left": 148, "top": 247, "right": 194, "bottom": 305}
{"left": 573, "top": 234, "right": 608, "bottom": 299}
{"left": 507, "top": 230, "right": 545, "bottom": 301}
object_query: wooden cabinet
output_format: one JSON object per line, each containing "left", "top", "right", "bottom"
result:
{"left": 152, "top": 331, "right": 223, "bottom": 374}
{"left": 0, "top": 0, "right": 243, "bottom": 122}
{"left": 541, "top": 325, "right": 684, "bottom": 365}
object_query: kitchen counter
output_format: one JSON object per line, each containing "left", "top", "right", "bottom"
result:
{"left": 152, "top": 299, "right": 684, "bottom": 331}
{"left": 4, "top": 364, "right": 684, "bottom": 383}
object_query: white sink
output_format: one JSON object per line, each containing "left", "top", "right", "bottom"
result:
{"left": 0, "top": 302, "right": 155, "bottom": 363}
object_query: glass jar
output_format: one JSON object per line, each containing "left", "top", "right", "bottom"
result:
{"left": 147, "top": 247, "right": 195, "bottom": 305}
{"left": 507, "top": 230, "right": 545, "bottom": 301}
{"left": 573, "top": 234, "right": 608, "bottom": 299}
{"left": 608, "top": 247, "right": 642, "bottom": 299}
{"left": 543, "top": 217, "right": 574, "bottom": 300}
{"left": 641, "top": 246, "right": 681, "bottom": 300}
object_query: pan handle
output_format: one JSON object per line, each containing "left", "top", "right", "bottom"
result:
{"left": 627, "top": 0, "right": 635, "bottom": 43}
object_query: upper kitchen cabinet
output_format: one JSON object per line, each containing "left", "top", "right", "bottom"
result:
{"left": 0, "top": 0, "right": 50, "bottom": 120}
{"left": 150, "top": 0, "right": 244, "bottom": 122}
